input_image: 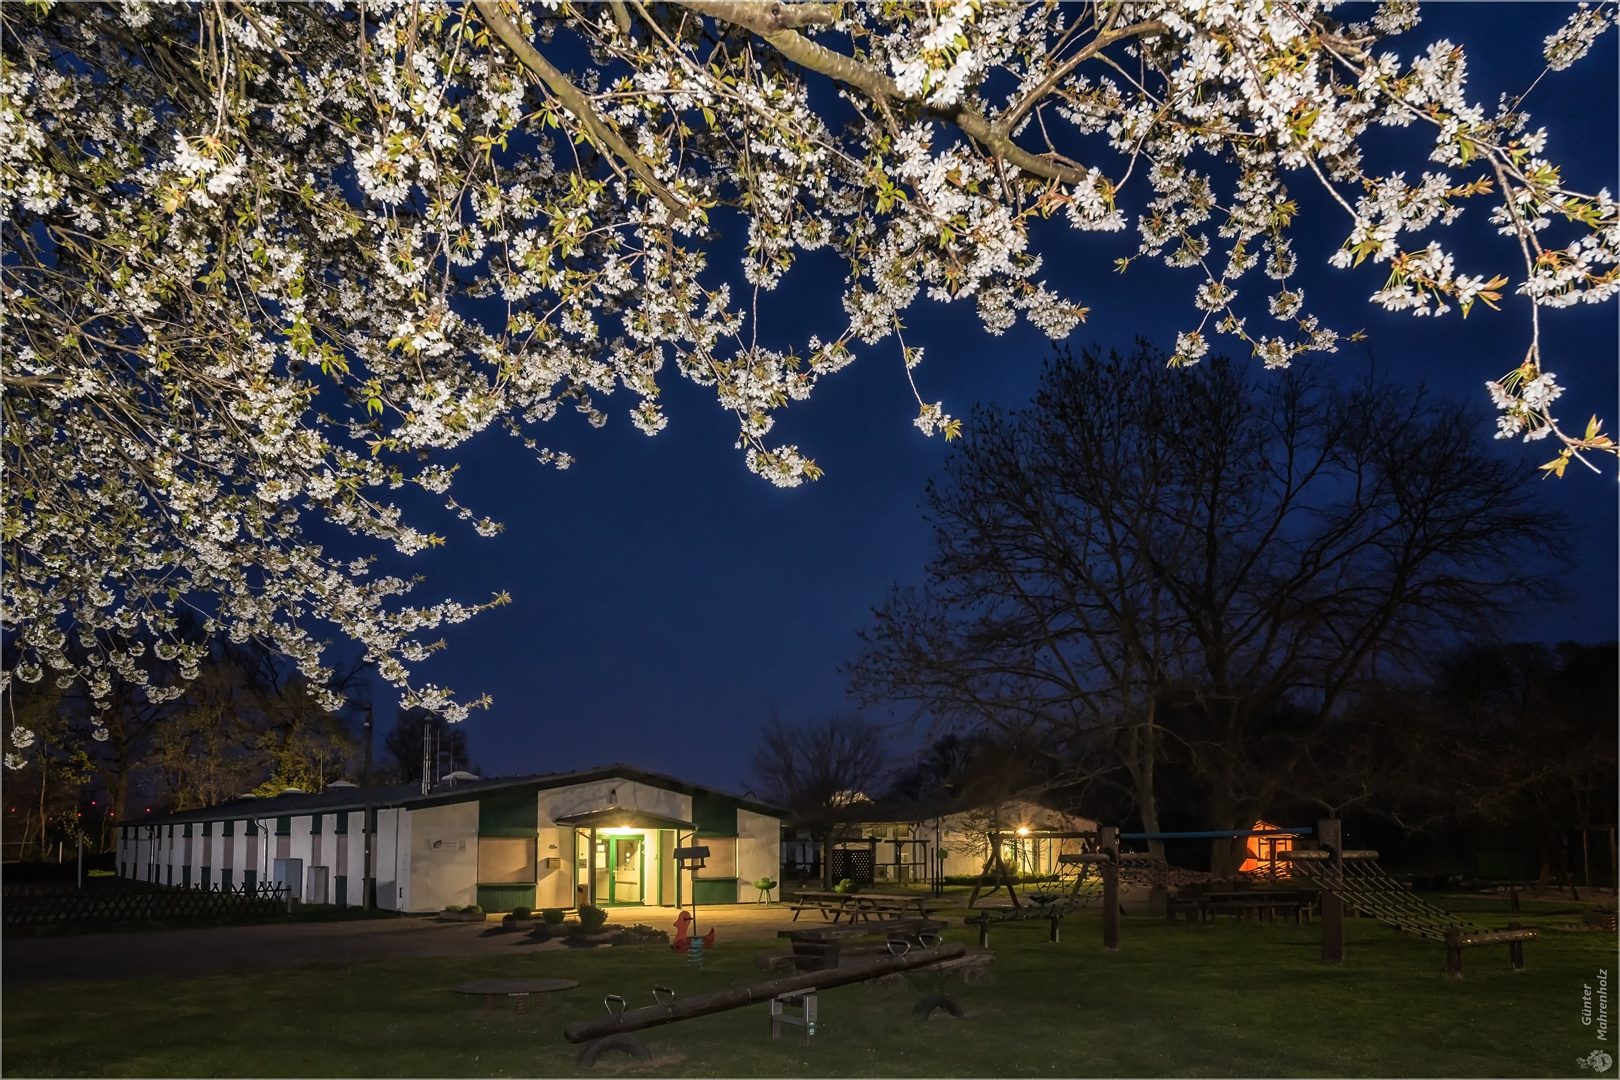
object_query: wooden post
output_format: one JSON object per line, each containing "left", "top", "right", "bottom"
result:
{"left": 1049, "top": 914, "right": 1060, "bottom": 943}
{"left": 978, "top": 915, "right": 989, "bottom": 950}
{"left": 1100, "top": 826, "right": 1120, "bottom": 952}
{"left": 1318, "top": 819, "right": 1344, "bottom": 965}
{"left": 1320, "top": 890, "right": 1345, "bottom": 965}
{"left": 1444, "top": 927, "right": 1463, "bottom": 979}
{"left": 1508, "top": 921, "right": 1525, "bottom": 972}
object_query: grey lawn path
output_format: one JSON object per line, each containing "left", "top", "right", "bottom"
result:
{"left": 1, "top": 902, "right": 806, "bottom": 985}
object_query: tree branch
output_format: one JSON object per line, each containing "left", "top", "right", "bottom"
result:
{"left": 472, "top": 0, "right": 690, "bottom": 219}
{"left": 999, "top": 20, "right": 1167, "bottom": 135}
{"left": 676, "top": 1, "right": 837, "bottom": 35}
{"left": 674, "top": 2, "right": 1100, "bottom": 185}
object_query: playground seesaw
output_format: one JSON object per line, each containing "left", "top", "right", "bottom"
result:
{"left": 563, "top": 940, "right": 968, "bottom": 1065}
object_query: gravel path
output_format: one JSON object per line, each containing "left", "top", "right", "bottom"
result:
{"left": 2, "top": 903, "right": 802, "bottom": 985}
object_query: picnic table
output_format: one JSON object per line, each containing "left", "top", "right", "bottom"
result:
{"left": 788, "top": 889, "right": 938, "bottom": 923}
{"left": 451, "top": 977, "right": 579, "bottom": 1017}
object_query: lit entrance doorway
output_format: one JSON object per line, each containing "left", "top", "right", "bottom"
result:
{"left": 595, "top": 836, "right": 645, "bottom": 905}
{"left": 556, "top": 806, "right": 695, "bottom": 910}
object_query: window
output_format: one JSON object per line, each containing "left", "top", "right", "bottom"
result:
{"left": 202, "top": 821, "right": 212, "bottom": 837}
{"left": 335, "top": 876, "right": 348, "bottom": 906}
{"left": 182, "top": 865, "right": 192, "bottom": 888}
{"left": 223, "top": 819, "right": 235, "bottom": 838}
{"left": 478, "top": 838, "right": 536, "bottom": 883}
{"left": 202, "top": 867, "right": 211, "bottom": 889}
{"left": 310, "top": 814, "right": 322, "bottom": 835}
{"left": 168, "top": 824, "right": 175, "bottom": 839}
{"left": 221, "top": 869, "right": 234, "bottom": 891}
{"left": 334, "top": 812, "right": 348, "bottom": 835}
{"left": 167, "top": 865, "right": 174, "bottom": 886}
{"left": 694, "top": 838, "right": 737, "bottom": 878}
{"left": 244, "top": 869, "right": 257, "bottom": 890}
{"left": 275, "top": 816, "right": 291, "bottom": 837}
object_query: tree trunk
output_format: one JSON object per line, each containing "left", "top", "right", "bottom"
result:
{"left": 1129, "top": 714, "right": 1165, "bottom": 860}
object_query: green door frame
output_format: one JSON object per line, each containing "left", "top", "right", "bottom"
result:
{"left": 604, "top": 835, "right": 646, "bottom": 905}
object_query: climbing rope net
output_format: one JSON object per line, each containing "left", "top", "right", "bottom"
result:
{"left": 1282, "top": 852, "right": 1488, "bottom": 940}
{"left": 1116, "top": 853, "right": 1257, "bottom": 889}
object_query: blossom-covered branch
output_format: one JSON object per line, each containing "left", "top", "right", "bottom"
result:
{"left": 2, "top": 1, "right": 1613, "bottom": 739}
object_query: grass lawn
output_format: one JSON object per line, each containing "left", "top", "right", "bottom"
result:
{"left": 3, "top": 895, "right": 1612, "bottom": 1077}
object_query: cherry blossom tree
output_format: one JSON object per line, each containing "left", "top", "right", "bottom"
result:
{"left": 2, "top": 1, "right": 1614, "bottom": 740}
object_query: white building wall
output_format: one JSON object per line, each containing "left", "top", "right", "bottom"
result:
{"left": 341, "top": 811, "right": 366, "bottom": 906}
{"left": 408, "top": 802, "right": 478, "bottom": 912}
{"left": 535, "top": 825, "right": 572, "bottom": 910}
{"left": 374, "top": 807, "right": 410, "bottom": 910}
{"left": 735, "top": 808, "right": 782, "bottom": 902}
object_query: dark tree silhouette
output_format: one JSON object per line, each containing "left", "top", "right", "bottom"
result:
{"left": 384, "top": 707, "right": 474, "bottom": 786}
{"left": 750, "top": 713, "right": 888, "bottom": 888}
{"left": 852, "top": 344, "right": 1569, "bottom": 874}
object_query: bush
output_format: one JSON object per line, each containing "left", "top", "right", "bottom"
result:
{"left": 576, "top": 904, "right": 609, "bottom": 933}
{"left": 464, "top": 905, "right": 483, "bottom": 916}
{"left": 507, "top": 906, "right": 532, "bottom": 920}
{"left": 542, "top": 907, "right": 566, "bottom": 925}
{"left": 833, "top": 878, "right": 858, "bottom": 894}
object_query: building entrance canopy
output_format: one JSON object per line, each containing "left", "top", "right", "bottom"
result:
{"left": 554, "top": 806, "right": 696, "bottom": 832}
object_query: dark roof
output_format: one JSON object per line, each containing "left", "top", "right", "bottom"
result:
{"left": 121, "top": 763, "right": 784, "bottom": 827}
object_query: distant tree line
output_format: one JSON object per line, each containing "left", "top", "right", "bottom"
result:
{"left": 2, "top": 625, "right": 475, "bottom": 857}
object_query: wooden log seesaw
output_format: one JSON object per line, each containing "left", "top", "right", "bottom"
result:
{"left": 565, "top": 941, "right": 969, "bottom": 1065}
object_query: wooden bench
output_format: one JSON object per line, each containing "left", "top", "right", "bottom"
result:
{"left": 1445, "top": 924, "right": 1536, "bottom": 978}
{"left": 1168, "top": 889, "right": 1317, "bottom": 925}
{"left": 773, "top": 918, "right": 947, "bottom": 971}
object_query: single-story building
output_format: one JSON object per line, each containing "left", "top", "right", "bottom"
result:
{"left": 115, "top": 765, "right": 783, "bottom": 913}
{"left": 782, "top": 797, "right": 1098, "bottom": 887}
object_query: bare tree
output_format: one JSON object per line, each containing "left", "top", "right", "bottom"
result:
{"left": 750, "top": 713, "right": 889, "bottom": 888}
{"left": 854, "top": 344, "right": 1568, "bottom": 873}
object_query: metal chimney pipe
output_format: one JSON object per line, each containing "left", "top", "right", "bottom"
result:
{"left": 421, "top": 722, "right": 432, "bottom": 795}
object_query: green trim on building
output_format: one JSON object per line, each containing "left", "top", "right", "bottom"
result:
{"left": 479, "top": 789, "right": 538, "bottom": 837}
{"left": 275, "top": 816, "right": 291, "bottom": 836}
{"left": 692, "top": 791, "right": 739, "bottom": 837}
{"left": 334, "top": 812, "right": 348, "bottom": 834}
{"left": 202, "top": 821, "right": 212, "bottom": 837}
{"left": 311, "top": 813, "right": 323, "bottom": 835}
{"left": 223, "top": 819, "right": 235, "bottom": 837}
{"left": 335, "top": 875, "right": 348, "bottom": 906}
{"left": 476, "top": 883, "right": 536, "bottom": 912}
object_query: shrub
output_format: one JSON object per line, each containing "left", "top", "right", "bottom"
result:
{"left": 542, "top": 907, "right": 566, "bottom": 925}
{"left": 508, "top": 905, "right": 531, "bottom": 920}
{"left": 577, "top": 904, "right": 609, "bottom": 933}
{"left": 833, "top": 878, "right": 858, "bottom": 893}
{"left": 442, "top": 905, "right": 461, "bottom": 913}
{"left": 464, "top": 905, "right": 483, "bottom": 916}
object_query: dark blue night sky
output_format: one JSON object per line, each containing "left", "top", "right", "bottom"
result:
{"left": 367, "top": 5, "right": 1618, "bottom": 793}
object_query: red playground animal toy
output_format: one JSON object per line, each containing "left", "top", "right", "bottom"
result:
{"left": 672, "top": 910, "right": 715, "bottom": 952}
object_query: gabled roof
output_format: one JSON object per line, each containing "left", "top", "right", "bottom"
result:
{"left": 121, "top": 763, "right": 784, "bottom": 827}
